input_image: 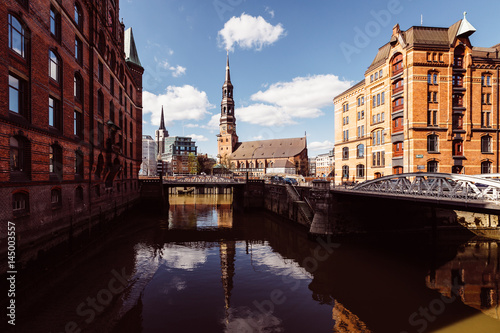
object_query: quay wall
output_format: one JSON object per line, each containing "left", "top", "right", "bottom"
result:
{"left": 244, "top": 182, "right": 489, "bottom": 236}
{"left": 0, "top": 182, "right": 140, "bottom": 272}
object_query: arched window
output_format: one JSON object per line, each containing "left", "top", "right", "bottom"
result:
{"left": 342, "top": 147, "right": 349, "bottom": 160}
{"left": 75, "top": 186, "right": 84, "bottom": 206}
{"left": 356, "top": 164, "right": 365, "bottom": 178}
{"left": 427, "top": 134, "right": 439, "bottom": 153}
{"left": 427, "top": 160, "right": 438, "bottom": 173}
{"left": 74, "top": 73, "right": 83, "bottom": 103}
{"left": 392, "top": 53, "right": 403, "bottom": 75}
{"left": 427, "top": 71, "right": 438, "bottom": 85}
{"left": 10, "top": 136, "right": 30, "bottom": 180}
{"left": 107, "top": 9, "right": 115, "bottom": 35}
{"left": 393, "top": 141, "right": 403, "bottom": 157}
{"left": 98, "top": 30, "right": 105, "bottom": 54}
{"left": 49, "top": 144, "right": 63, "bottom": 180}
{"left": 12, "top": 191, "right": 29, "bottom": 215}
{"left": 51, "top": 187, "right": 62, "bottom": 207}
{"left": 8, "top": 14, "right": 26, "bottom": 58}
{"left": 393, "top": 166, "right": 404, "bottom": 174}
{"left": 258, "top": 161, "right": 264, "bottom": 169}
{"left": 481, "top": 161, "right": 492, "bottom": 174}
{"left": 481, "top": 136, "right": 492, "bottom": 153}
{"left": 342, "top": 165, "right": 349, "bottom": 180}
{"left": 49, "top": 50, "right": 61, "bottom": 82}
{"left": 356, "top": 144, "right": 364, "bottom": 158}
{"left": 392, "top": 78, "right": 404, "bottom": 94}
{"left": 74, "top": 2, "right": 83, "bottom": 30}
{"left": 372, "top": 129, "right": 385, "bottom": 146}
{"left": 269, "top": 161, "right": 274, "bottom": 168}
{"left": 454, "top": 46, "right": 464, "bottom": 68}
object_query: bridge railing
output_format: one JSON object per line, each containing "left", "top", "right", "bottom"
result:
{"left": 352, "top": 172, "right": 500, "bottom": 202}
{"left": 165, "top": 175, "right": 245, "bottom": 184}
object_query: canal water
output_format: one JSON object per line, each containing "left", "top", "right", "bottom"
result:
{"left": 6, "top": 194, "right": 500, "bottom": 333}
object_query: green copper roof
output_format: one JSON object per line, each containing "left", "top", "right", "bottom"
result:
{"left": 124, "top": 27, "right": 142, "bottom": 67}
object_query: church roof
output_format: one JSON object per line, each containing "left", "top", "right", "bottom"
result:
{"left": 271, "top": 159, "right": 296, "bottom": 168}
{"left": 230, "top": 137, "right": 306, "bottom": 160}
{"left": 124, "top": 28, "right": 142, "bottom": 67}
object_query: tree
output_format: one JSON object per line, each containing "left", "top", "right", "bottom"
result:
{"left": 188, "top": 153, "right": 198, "bottom": 174}
{"left": 197, "top": 154, "right": 216, "bottom": 174}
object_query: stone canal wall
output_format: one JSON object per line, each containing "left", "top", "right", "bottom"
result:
{"left": 248, "top": 181, "right": 487, "bottom": 237}
{"left": 0, "top": 182, "right": 140, "bottom": 271}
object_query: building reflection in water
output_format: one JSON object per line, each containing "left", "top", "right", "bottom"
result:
{"left": 427, "top": 241, "right": 500, "bottom": 320}
{"left": 168, "top": 194, "right": 233, "bottom": 229}
{"left": 332, "top": 301, "right": 372, "bottom": 333}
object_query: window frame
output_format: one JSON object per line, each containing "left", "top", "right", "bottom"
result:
{"left": 49, "top": 50, "right": 61, "bottom": 83}
{"left": 8, "top": 14, "right": 26, "bottom": 58}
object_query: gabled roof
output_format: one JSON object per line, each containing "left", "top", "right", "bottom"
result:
{"left": 124, "top": 28, "right": 142, "bottom": 67}
{"left": 230, "top": 137, "right": 306, "bottom": 160}
{"left": 270, "top": 159, "right": 295, "bottom": 168}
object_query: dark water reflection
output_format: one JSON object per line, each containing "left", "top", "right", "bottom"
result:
{"left": 7, "top": 194, "right": 500, "bottom": 333}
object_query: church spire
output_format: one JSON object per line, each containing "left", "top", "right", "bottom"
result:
{"left": 225, "top": 50, "right": 231, "bottom": 83}
{"left": 159, "top": 105, "right": 166, "bottom": 130}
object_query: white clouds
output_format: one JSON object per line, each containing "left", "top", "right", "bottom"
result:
{"left": 157, "top": 58, "right": 186, "bottom": 77}
{"left": 143, "top": 85, "right": 214, "bottom": 127}
{"left": 207, "top": 113, "right": 220, "bottom": 130}
{"left": 237, "top": 74, "right": 352, "bottom": 127}
{"left": 218, "top": 13, "right": 285, "bottom": 51}
{"left": 309, "top": 140, "right": 334, "bottom": 151}
{"left": 265, "top": 7, "right": 275, "bottom": 18}
{"left": 188, "top": 134, "right": 209, "bottom": 142}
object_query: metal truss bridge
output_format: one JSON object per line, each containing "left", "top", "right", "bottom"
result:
{"left": 351, "top": 173, "right": 500, "bottom": 205}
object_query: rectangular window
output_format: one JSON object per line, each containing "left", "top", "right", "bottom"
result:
{"left": 49, "top": 97, "right": 61, "bottom": 129}
{"left": 379, "top": 69, "right": 383, "bottom": 78}
{"left": 370, "top": 75, "right": 373, "bottom": 82}
{"left": 119, "top": 88, "right": 123, "bottom": 105}
{"left": 75, "top": 37, "right": 83, "bottom": 65}
{"left": 98, "top": 61, "right": 104, "bottom": 83}
{"left": 50, "top": 7, "right": 60, "bottom": 40}
{"left": 373, "top": 96, "right": 376, "bottom": 108}
{"left": 433, "top": 74, "right": 437, "bottom": 85}
{"left": 482, "top": 111, "right": 491, "bottom": 128}
{"left": 487, "top": 76, "right": 491, "bottom": 86}
{"left": 110, "top": 76, "right": 114, "bottom": 96}
{"left": 376, "top": 114, "right": 380, "bottom": 123}
{"left": 377, "top": 94, "right": 380, "bottom": 106}
{"left": 433, "top": 92, "right": 438, "bottom": 103}
{"left": 97, "top": 122, "right": 104, "bottom": 147}
{"left": 381, "top": 112, "right": 385, "bottom": 121}
{"left": 74, "top": 110, "right": 83, "bottom": 138}
{"left": 427, "top": 110, "right": 437, "bottom": 126}
{"left": 9, "top": 74, "right": 26, "bottom": 116}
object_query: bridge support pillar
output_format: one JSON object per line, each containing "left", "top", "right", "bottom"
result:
{"left": 309, "top": 180, "right": 334, "bottom": 235}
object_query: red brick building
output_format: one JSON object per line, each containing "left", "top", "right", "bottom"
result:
{"left": 0, "top": 0, "right": 143, "bottom": 264}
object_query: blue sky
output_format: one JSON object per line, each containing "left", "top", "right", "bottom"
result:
{"left": 120, "top": 0, "right": 500, "bottom": 157}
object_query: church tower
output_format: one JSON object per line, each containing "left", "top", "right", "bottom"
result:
{"left": 155, "top": 106, "right": 169, "bottom": 158}
{"left": 217, "top": 53, "right": 238, "bottom": 162}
